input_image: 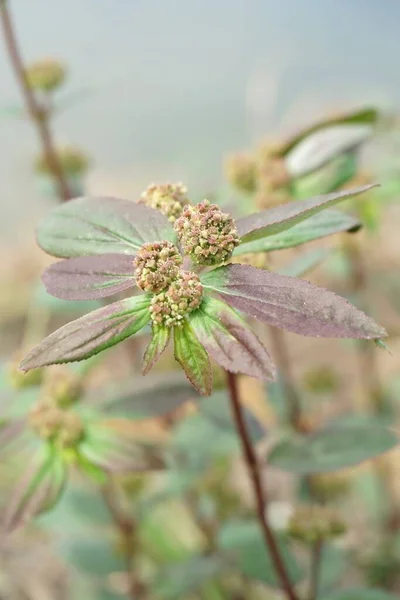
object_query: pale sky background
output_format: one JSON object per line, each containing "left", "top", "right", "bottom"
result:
{"left": 1, "top": 0, "right": 400, "bottom": 240}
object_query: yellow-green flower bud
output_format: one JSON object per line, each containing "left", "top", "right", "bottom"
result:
{"left": 34, "top": 146, "right": 90, "bottom": 177}
{"left": 25, "top": 58, "right": 66, "bottom": 92}
{"left": 287, "top": 505, "right": 346, "bottom": 544}
{"left": 224, "top": 153, "right": 257, "bottom": 194}
{"left": 29, "top": 398, "right": 84, "bottom": 448}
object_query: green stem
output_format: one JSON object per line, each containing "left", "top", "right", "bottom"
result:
{"left": 226, "top": 371, "right": 299, "bottom": 600}
{"left": 101, "top": 478, "right": 146, "bottom": 600}
{"left": 308, "top": 539, "right": 323, "bottom": 600}
{"left": 0, "top": 0, "right": 73, "bottom": 202}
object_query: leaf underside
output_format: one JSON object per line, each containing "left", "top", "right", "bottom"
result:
{"left": 174, "top": 321, "right": 212, "bottom": 396}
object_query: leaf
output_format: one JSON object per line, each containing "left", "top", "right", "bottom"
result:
{"left": 173, "top": 321, "right": 212, "bottom": 396}
{"left": 278, "top": 248, "right": 332, "bottom": 278}
{"left": 101, "top": 372, "right": 198, "bottom": 419}
{"left": 142, "top": 326, "right": 171, "bottom": 375}
{"left": 218, "top": 520, "right": 303, "bottom": 587}
{"left": 293, "top": 152, "right": 358, "bottom": 198}
{"left": 60, "top": 536, "right": 125, "bottom": 576}
{"left": 234, "top": 209, "right": 361, "bottom": 255}
{"left": 42, "top": 254, "right": 137, "bottom": 300}
{"left": 318, "top": 545, "right": 348, "bottom": 594}
{"left": 267, "top": 423, "right": 399, "bottom": 474}
{"left": 2, "top": 446, "right": 67, "bottom": 533}
{"left": 285, "top": 124, "right": 372, "bottom": 178}
{"left": 20, "top": 295, "right": 151, "bottom": 371}
{"left": 322, "top": 589, "right": 398, "bottom": 600}
{"left": 190, "top": 296, "right": 276, "bottom": 380}
{"left": 79, "top": 423, "right": 164, "bottom": 473}
{"left": 279, "top": 107, "right": 378, "bottom": 157}
{"left": 236, "top": 185, "right": 376, "bottom": 243}
{"left": 201, "top": 264, "right": 386, "bottom": 339}
{"left": 36, "top": 196, "right": 175, "bottom": 258}
{"left": 151, "top": 555, "right": 226, "bottom": 599}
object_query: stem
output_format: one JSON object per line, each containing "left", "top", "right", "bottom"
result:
{"left": 226, "top": 371, "right": 299, "bottom": 600}
{"left": 101, "top": 478, "right": 146, "bottom": 600}
{"left": 308, "top": 540, "right": 323, "bottom": 600}
{"left": 0, "top": 0, "right": 72, "bottom": 202}
{"left": 269, "top": 327, "right": 303, "bottom": 431}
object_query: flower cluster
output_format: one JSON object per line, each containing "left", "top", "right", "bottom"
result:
{"left": 139, "top": 183, "right": 189, "bottom": 223}
{"left": 150, "top": 271, "right": 203, "bottom": 327}
{"left": 34, "top": 146, "right": 90, "bottom": 177}
{"left": 174, "top": 200, "right": 240, "bottom": 265}
{"left": 224, "top": 153, "right": 257, "bottom": 194}
{"left": 29, "top": 397, "right": 84, "bottom": 448}
{"left": 25, "top": 58, "right": 66, "bottom": 92}
{"left": 287, "top": 505, "right": 346, "bottom": 544}
{"left": 134, "top": 241, "right": 182, "bottom": 293}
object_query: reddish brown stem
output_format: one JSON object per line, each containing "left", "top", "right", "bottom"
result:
{"left": 226, "top": 371, "right": 299, "bottom": 600}
{"left": 0, "top": 0, "right": 72, "bottom": 202}
{"left": 101, "top": 479, "right": 146, "bottom": 600}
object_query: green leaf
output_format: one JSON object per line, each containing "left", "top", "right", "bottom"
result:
{"left": 278, "top": 248, "right": 332, "bottom": 278}
{"left": 60, "top": 536, "right": 125, "bottom": 576}
{"left": 20, "top": 295, "right": 151, "bottom": 371}
{"left": 234, "top": 209, "right": 360, "bottom": 254}
{"left": 2, "top": 446, "right": 67, "bottom": 532}
{"left": 268, "top": 423, "right": 399, "bottom": 474}
{"left": 236, "top": 185, "right": 374, "bottom": 243}
{"left": 190, "top": 296, "right": 275, "bottom": 380}
{"left": 36, "top": 196, "right": 175, "bottom": 258}
{"left": 318, "top": 545, "right": 348, "bottom": 594}
{"left": 151, "top": 555, "right": 226, "bottom": 599}
{"left": 173, "top": 321, "right": 212, "bottom": 396}
{"left": 142, "top": 325, "right": 171, "bottom": 375}
{"left": 292, "top": 152, "right": 358, "bottom": 198}
{"left": 322, "top": 589, "right": 398, "bottom": 600}
{"left": 218, "top": 520, "right": 303, "bottom": 587}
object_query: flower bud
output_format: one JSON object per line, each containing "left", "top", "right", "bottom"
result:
{"left": 139, "top": 183, "right": 189, "bottom": 222}
{"left": 309, "top": 473, "right": 351, "bottom": 503}
{"left": 287, "top": 505, "right": 346, "bottom": 544}
{"left": 42, "top": 365, "right": 82, "bottom": 407}
{"left": 150, "top": 271, "right": 203, "bottom": 327}
{"left": 25, "top": 58, "right": 66, "bottom": 92}
{"left": 134, "top": 241, "right": 182, "bottom": 293}
{"left": 174, "top": 200, "right": 240, "bottom": 265}
{"left": 224, "top": 153, "right": 257, "bottom": 194}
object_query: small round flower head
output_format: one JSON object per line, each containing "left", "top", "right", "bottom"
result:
{"left": 224, "top": 153, "right": 257, "bottom": 194}
{"left": 287, "top": 505, "right": 346, "bottom": 545}
{"left": 139, "top": 183, "right": 189, "bottom": 223}
{"left": 34, "top": 146, "right": 90, "bottom": 177}
{"left": 42, "top": 365, "right": 82, "bottom": 407}
{"left": 309, "top": 473, "right": 351, "bottom": 503}
{"left": 25, "top": 58, "right": 66, "bottom": 92}
{"left": 174, "top": 200, "right": 240, "bottom": 265}
{"left": 29, "top": 398, "right": 84, "bottom": 448}
{"left": 134, "top": 241, "right": 182, "bottom": 293}
{"left": 150, "top": 271, "right": 203, "bottom": 327}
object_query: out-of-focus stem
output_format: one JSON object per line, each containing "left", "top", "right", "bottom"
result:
{"left": 101, "top": 478, "right": 146, "bottom": 600}
{"left": 226, "top": 371, "right": 299, "bottom": 600}
{"left": 308, "top": 539, "right": 323, "bottom": 600}
{"left": 0, "top": 0, "right": 72, "bottom": 202}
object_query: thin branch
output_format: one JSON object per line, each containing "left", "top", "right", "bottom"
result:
{"left": 101, "top": 478, "right": 146, "bottom": 600}
{"left": 226, "top": 371, "right": 299, "bottom": 600}
{"left": 0, "top": 0, "right": 72, "bottom": 201}
{"left": 308, "top": 539, "right": 323, "bottom": 600}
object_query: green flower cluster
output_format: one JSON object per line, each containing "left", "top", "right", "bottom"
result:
{"left": 139, "top": 183, "right": 189, "bottom": 222}
{"left": 29, "top": 397, "right": 84, "bottom": 449}
{"left": 25, "top": 58, "right": 66, "bottom": 92}
{"left": 174, "top": 200, "right": 240, "bottom": 265}
{"left": 134, "top": 241, "right": 182, "bottom": 293}
{"left": 150, "top": 271, "right": 203, "bottom": 328}
{"left": 287, "top": 504, "right": 346, "bottom": 544}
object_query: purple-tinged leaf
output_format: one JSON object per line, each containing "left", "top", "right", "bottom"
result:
{"left": 234, "top": 209, "right": 360, "bottom": 255}
{"left": 191, "top": 297, "right": 276, "bottom": 380}
{"left": 279, "top": 107, "right": 378, "bottom": 157}
{"left": 201, "top": 264, "right": 387, "bottom": 340}
{"left": 36, "top": 196, "right": 175, "bottom": 258}
{"left": 79, "top": 424, "right": 164, "bottom": 473}
{"left": 142, "top": 326, "right": 171, "bottom": 375}
{"left": 42, "top": 254, "right": 137, "bottom": 300}
{"left": 2, "top": 447, "right": 67, "bottom": 533}
{"left": 20, "top": 296, "right": 151, "bottom": 371}
{"left": 174, "top": 321, "right": 212, "bottom": 396}
{"left": 236, "top": 185, "right": 376, "bottom": 243}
